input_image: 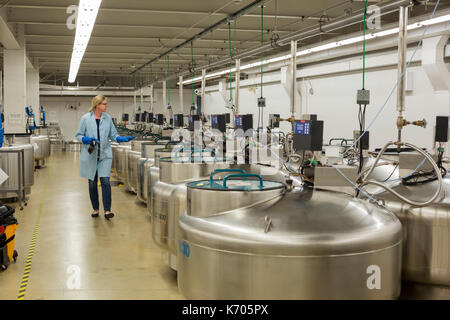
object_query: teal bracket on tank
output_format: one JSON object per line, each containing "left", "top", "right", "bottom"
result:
{"left": 223, "top": 173, "right": 264, "bottom": 189}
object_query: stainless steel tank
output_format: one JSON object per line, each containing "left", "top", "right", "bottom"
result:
{"left": 126, "top": 139, "right": 172, "bottom": 194}
{"left": 146, "top": 146, "right": 178, "bottom": 217}
{"left": 137, "top": 158, "right": 154, "bottom": 203}
{"left": 115, "top": 144, "right": 131, "bottom": 183}
{"left": 152, "top": 157, "right": 232, "bottom": 269}
{"left": 372, "top": 177, "right": 450, "bottom": 297}
{"left": 126, "top": 150, "right": 141, "bottom": 193}
{"left": 0, "top": 143, "right": 35, "bottom": 198}
{"left": 133, "top": 140, "right": 168, "bottom": 202}
{"left": 178, "top": 187, "right": 403, "bottom": 299}
{"left": 16, "top": 144, "right": 34, "bottom": 194}
{"left": 110, "top": 142, "right": 119, "bottom": 174}
{"left": 31, "top": 135, "right": 51, "bottom": 167}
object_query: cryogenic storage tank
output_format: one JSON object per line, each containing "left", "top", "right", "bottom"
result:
{"left": 373, "top": 177, "right": 450, "bottom": 294}
{"left": 111, "top": 142, "right": 119, "bottom": 173}
{"left": 126, "top": 150, "right": 141, "bottom": 193}
{"left": 115, "top": 144, "right": 131, "bottom": 183}
{"left": 146, "top": 146, "right": 178, "bottom": 217}
{"left": 0, "top": 143, "right": 35, "bottom": 197}
{"left": 178, "top": 187, "right": 402, "bottom": 299}
{"left": 137, "top": 158, "right": 154, "bottom": 204}
{"left": 31, "top": 135, "right": 51, "bottom": 166}
{"left": 152, "top": 157, "right": 231, "bottom": 269}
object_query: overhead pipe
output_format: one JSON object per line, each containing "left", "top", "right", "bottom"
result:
{"left": 397, "top": 6, "right": 408, "bottom": 115}
{"left": 395, "top": 5, "right": 426, "bottom": 149}
{"left": 290, "top": 40, "right": 297, "bottom": 117}
{"left": 201, "top": 69, "right": 206, "bottom": 114}
{"left": 161, "top": 0, "right": 414, "bottom": 83}
{"left": 235, "top": 59, "right": 240, "bottom": 115}
{"left": 131, "top": 0, "right": 270, "bottom": 75}
{"left": 179, "top": 76, "right": 184, "bottom": 114}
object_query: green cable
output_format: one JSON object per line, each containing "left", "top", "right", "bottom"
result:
{"left": 260, "top": 5, "right": 264, "bottom": 98}
{"left": 228, "top": 22, "right": 233, "bottom": 102}
{"left": 362, "top": 0, "right": 369, "bottom": 89}
{"left": 167, "top": 56, "right": 170, "bottom": 105}
{"left": 191, "top": 41, "right": 195, "bottom": 105}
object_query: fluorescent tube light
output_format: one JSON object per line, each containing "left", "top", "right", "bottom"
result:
{"left": 181, "top": 13, "right": 450, "bottom": 85}
{"left": 68, "top": 0, "right": 102, "bottom": 83}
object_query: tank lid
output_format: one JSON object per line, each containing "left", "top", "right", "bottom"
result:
{"left": 187, "top": 178, "right": 284, "bottom": 191}
{"left": 160, "top": 156, "right": 231, "bottom": 164}
{"left": 180, "top": 190, "right": 402, "bottom": 255}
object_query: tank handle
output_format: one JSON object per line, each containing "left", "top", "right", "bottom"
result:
{"left": 223, "top": 173, "right": 264, "bottom": 189}
{"left": 209, "top": 169, "right": 246, "bottom": 185}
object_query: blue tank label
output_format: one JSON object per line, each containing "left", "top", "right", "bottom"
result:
{"left": 178, "top": 240, "right": 190, "bottom": 258}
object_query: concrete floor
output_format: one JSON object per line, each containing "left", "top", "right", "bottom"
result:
{"left": 0, "top": 151, "right": 183, "bottom": 300}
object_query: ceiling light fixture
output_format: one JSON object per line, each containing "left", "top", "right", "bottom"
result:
{"left": 68, "top": 0, "right": 102, "bottom": 83}
{"left": 180, "top": 13, "right": 450, "bottom": 86}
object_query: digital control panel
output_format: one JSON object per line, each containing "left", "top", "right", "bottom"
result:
{"left": 293, "top": 120, "right": 323, "bottom": 151}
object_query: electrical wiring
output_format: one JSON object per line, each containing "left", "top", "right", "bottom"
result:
{"left": 358, "top": 141, "right": 443, "bottom": 207}
{"left": 344, "top": 0, "right": 442, "bottom": 157}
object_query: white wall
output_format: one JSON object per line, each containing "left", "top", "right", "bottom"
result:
{"left": 40, "top": 89, "right": 192, "bottom": 141}
{"left": 204, "top": 53, "right": 450, "bottom": 152}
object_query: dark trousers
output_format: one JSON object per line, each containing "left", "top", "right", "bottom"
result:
{"left": 88, "top": 172, "right": 111, "bottom": 212}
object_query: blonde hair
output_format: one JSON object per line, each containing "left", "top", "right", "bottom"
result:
{"left": 89, "top": 95, "right": 107, "bottom": 112}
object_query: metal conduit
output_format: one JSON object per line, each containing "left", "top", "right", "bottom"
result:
{"left": 159, "top": 0, "right": 413, "bottom": 83}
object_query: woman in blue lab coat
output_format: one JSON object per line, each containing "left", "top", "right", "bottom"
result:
{"left": 75, "top": 95, "right": 135, "bottom": 219}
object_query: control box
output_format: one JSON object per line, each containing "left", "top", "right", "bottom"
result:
{"left": 293, "top": 120, "right": 324, "bottom": 151}
{"left": 435, "top": 116, "right": 449, "bottom": 142}
{"left": 211, "top": 114, "right": 226, "bottom": 133}
{"left": 142, "top": 111, "right": 148, "bottom": 123}
{"left": 269, "top": 114, "right": 280, "bottom": 128}
{"left": 135, "top": 113, "right": 141, "bottom": 122}
{"left": 146, "top": 112, "right": 154, "bottom": 123}
{"left": 235, "top": 114, "right": 253, "bottom": 132}
{"left": 173, "top": 114, "right": 184, "bottom": 127}
{"left": 225, "top": 113, "right": 231, "bottom": 124}
{"left": 353, "top": 130, "right": 370, "bottom": 150}
{"left": 122, "top": 114, "right": 129, "bottom": 122}
{"left": 356, "top": 89, "right": 370, "bottom": 105}
{"left": 188, "top": 115, "right": 200, "bottom": 131}
{"left": 155, "top": 114, "right": 164, "bottom": 125}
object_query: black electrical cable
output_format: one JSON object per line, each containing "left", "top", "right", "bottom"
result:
{"left": 382, "top": 164, "right": 399, "bottom": 183}
{"left": 402, "top": 147, "right": 447, "bottom": 186}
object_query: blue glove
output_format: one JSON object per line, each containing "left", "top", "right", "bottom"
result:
{"left": 116, "top": 136, "right": 136, "bottom": 143}
{"left": 82, "top": 137, "right": 97, "bottom": 145}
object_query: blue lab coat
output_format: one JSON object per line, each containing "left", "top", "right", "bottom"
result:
{"left": 75, "top": 112, "right": 119, "bottom": 180}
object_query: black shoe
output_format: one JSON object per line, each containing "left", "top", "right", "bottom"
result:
{"left": 91, "top": 212, "right": 99, "bottom": 218}
{"left": 105, "top": 212, "right": 115, "bottom": 219}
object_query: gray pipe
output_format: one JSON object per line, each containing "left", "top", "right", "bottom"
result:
{"left": 397, "top": 6, "right": 408, "bottom": 114}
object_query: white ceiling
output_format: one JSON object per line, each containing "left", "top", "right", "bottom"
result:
{"left": 2, "top": 0, "right": 449, "bottom": 87}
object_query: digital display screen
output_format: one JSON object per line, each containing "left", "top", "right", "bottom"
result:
{"left": 294, "top": 121, "right": 311, "bottom": 135}
{"left": 235, "top": 116, "right": 242, "bottom": 127}
{"left": 211, "top": 115, "right": 218, "bottom": 125}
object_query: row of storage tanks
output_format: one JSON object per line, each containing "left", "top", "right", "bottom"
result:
{"left": 0, "top": 128, "right": 51, "bottom": 204}
{"left": 111, "top": 137, "right": 449, "bottom": 299}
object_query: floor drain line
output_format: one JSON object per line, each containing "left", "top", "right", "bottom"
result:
{"left": 17, "top": 170, "right": 50, "bottom": 300}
